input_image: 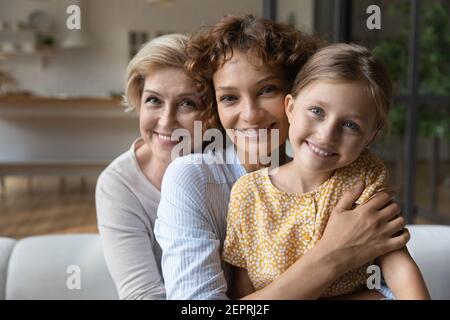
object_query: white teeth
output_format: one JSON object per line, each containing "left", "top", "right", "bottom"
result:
{"left": 235, "top": 127, "right": 270, "bottom": 137}
{"left": 308, "top": 143, "right": 333, "bottom": 157}
{"left": 157, "top": 133, "right": 172, "bottom": 141}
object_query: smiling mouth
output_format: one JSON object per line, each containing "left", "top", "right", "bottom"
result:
{"left": 153, "top": 131, "right": 182, "bottom": 144}
{"left": 157, "top": 133, "right": 172, "bottom": 141}
{"left": 306, "top": 141, "right": 337, "bottom": 157}
{"left": 233, "top": 123, "right": 276, "bottom": 138}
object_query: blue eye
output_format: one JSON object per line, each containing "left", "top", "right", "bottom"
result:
{"left": 310, "top": 107, "right": 324, "bottom": 117}
{"left": 145, "top": 96, "right": 161, "bottom": 104}
{"left": 343, "top": 121, "right": 360, "bottom": 131}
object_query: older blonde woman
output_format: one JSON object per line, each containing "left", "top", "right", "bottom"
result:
{"left": 95, "top": 34, "right": 208, "bottom": 300}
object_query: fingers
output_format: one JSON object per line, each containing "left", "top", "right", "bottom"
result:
{"left": 334, "top": 181, "right": 365, "bottom": 212}
{"left": 378, "top": 201, "right": 402, "bottom": 222}
{"left": 385, "top": 228, "right": 410, "bottom": 252}
{"left": 385, "top": 215, "right": 406, "bottom": 237}
{"left": 362, "top": 190, "right": 395, "bottom": 211}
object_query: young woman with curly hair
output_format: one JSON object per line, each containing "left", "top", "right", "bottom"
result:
{"left": 154, "top": 15, "right": 409, "bottom": 300}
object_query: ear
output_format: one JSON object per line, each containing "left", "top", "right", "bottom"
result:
{"left": 285, "top": 94, "right": 295, "bottom": 124}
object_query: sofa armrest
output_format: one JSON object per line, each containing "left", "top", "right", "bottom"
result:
{"left": 0, "top": 237, "right": 16, "bottom": 300}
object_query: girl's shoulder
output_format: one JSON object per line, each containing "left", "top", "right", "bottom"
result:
{"left": 340, "top": 149, "right": 385, "bottom": 173}
{"left": 334, "top": 149, "right": 387, "bottom": 184}
{"left": 232, "top": 168, "right": 268, "bottom": 190}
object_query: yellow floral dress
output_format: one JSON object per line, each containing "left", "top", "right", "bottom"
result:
{"left": 222, "top": 149, "right": 388, "bottom": 297}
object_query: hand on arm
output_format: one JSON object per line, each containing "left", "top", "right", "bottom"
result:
{"left": 231, "top": 182, "right": 409, "bottom": 300}
{"left": 156, "top": 161, "right": 408, "bottom": 300}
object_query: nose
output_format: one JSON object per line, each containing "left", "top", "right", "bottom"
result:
{"left": 241, "top": 97, "right": 263, "bottom": 124}
{"left": 159, "top": 103, "right": 177, "bottom": 129}
{"left": 316, "top": 121, "right": 339, "bottom": 145}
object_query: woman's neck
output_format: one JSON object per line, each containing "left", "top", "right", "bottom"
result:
{"left": 135, "top": 140, "right": 169, "bottom": 191}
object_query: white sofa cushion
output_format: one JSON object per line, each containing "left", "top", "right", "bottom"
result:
{"left": 5, "top": 234, "right": 118, "bottom": 300}
{"left": 406, "top": 225, "right": 450, "bottom": 300}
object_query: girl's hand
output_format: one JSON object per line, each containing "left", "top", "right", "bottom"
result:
{"left": 318, "top": 182, "right": 410, "bottom": 277}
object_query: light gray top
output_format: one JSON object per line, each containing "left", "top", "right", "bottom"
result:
{"left": 95, "top": 138, "right": 165, "bottom": 300}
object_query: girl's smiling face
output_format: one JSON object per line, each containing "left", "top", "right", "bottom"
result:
{"left": 213, "top": 50, "right": 290, "bottom": 166}
{"left": 285, "top": 80, "right": 380, "bottom": 174}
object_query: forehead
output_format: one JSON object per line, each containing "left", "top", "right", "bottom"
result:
{"left": 213, "top": 50, "right": 282, "bottom": 85}
{"left": 300, "top": 80, "right": 374, "bottom": 110}
{"left": 143, "top": 67, "right": 197, "bottom": 92}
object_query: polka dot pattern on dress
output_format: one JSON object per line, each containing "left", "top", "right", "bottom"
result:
{"left": 222, "top": 149, "right": 388, "bottom": 297}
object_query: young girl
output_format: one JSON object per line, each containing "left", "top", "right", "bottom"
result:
{"left": 222, "top": 43, "right": 430, "bottom": 300}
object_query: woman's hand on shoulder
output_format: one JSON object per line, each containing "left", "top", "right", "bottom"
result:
{"left": 319, "top": 182, "right": 410, "bottom": 276}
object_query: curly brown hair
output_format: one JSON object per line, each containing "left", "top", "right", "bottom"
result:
{"left": 186, "top": 14, "right": 323, "bottom": 131}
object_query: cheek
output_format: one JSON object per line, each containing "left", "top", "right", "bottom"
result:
{"left": 217, "top": 106, "right": 236, "bottom": 129}
{"left": 139, "top": 110, "right": 157, "bottom": 131}
{"left": 340, "top": 135, "right": 367, "bottom": 156}
{"left": 288, "top": 124, "right": 305, "bottom": 144}
{"left": 288, "top": 114, "right": 309, "bottom": 140}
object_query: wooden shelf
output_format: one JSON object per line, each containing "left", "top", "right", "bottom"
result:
{"left": 0, "top": 28, "right": 37, "bottom": 35}
{"left": 0, "top": 48, "right": 54, "bottom": 57}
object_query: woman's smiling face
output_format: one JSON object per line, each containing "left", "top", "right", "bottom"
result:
{"left": 212, "top": 50, "right": 290, "bottom": 166}
{"left": 139, "top": 67, "right": 203, "bottom": 165}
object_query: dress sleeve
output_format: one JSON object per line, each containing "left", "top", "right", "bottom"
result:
{"left": 222, "top": 178, "right": 249, "bottom": 269}
{"left": 95, "top": 171, "right": 166, "bottom": 300}
{"left": 354, "top": 151, "right": 389, "bottom": 205}
{"left": 154, "top": 159, "right": 229, "bottom": 300}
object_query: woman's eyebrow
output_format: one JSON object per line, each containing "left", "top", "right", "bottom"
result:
{"left": 143, "top": 89, "right": 160, "bottom": 95}
{"left": 215, "top": 86, "right": 237, "bottom": 92}
{"left": 256, "top": 75, "right": 282, "bottom": 84}
{"left": 216, "top": 76, "right": 282, "bottom": 92}
{"left": 177, "top": 92, "right": 200, "bottom": 99}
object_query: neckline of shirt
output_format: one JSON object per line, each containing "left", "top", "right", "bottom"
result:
{"left": 262, "top": 167, "right": 337, "bottom": 199}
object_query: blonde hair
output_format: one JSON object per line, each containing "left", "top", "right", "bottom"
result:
{"left": 292, "top": 43, "right": 392, "bottom": 133}
{"left": 124, "top": 33, "right": 189, "bottom": 112}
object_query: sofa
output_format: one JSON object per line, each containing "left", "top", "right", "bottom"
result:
{"left": 0, "top": 225, "right": 449, "bottom": 300}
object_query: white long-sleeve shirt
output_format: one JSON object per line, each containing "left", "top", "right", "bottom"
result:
{"left": 95, "top": 138, "right": 166, "bottom": 300}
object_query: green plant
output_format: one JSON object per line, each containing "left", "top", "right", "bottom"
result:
{"left": 372, "top": 0, "right": 450, "bottom": 140}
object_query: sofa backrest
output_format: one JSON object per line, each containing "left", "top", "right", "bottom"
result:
{"left": 0, "top": 225, "right": 449, "bottom": 300}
